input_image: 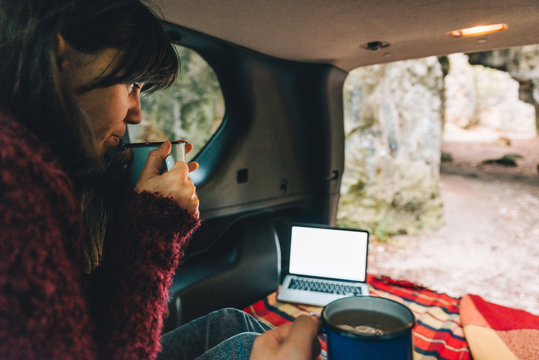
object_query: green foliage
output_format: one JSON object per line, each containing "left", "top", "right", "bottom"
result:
{"left": 441, "top": 152, "right": 453, "bottom": 162}
{"left": 372, "top": 214, "right": 398, "bottom": 243}
{"left": 337, "top": 208, "right": 399, "bottom": 243}
{"left": 482, "top": 153, "right": 524, "bottom": 166}
{"left": 132, "top": 45, "right": 225, "bottom": 160}
{"left": 348, "top": 180, "right": 366, "bottom": 197}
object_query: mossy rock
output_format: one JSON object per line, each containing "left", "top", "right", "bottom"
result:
{"left": 441, "top": 152, "right": 453, "bottom": 163}
{"left": 482, "top": 153, "right": 524, "bottom": 167}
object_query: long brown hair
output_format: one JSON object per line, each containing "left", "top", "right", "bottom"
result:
{"left": 0, "top": 0, "right": 179, "bottom": 273}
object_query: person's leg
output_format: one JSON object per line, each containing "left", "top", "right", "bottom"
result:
{"left": 158, "top": 308, "right": 271, "bottom": 360}
{"left": 195, "top": 333, "right": 259, "bottom": 360}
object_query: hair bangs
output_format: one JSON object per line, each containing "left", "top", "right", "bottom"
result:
{"left": 81, "top": 1, "right": 179, "bottom": 93}
{"left": 120, "top": 26, "right": 179, "bottom": 94}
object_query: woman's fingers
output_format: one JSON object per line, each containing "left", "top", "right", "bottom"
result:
{"left": 250, "top": 315, "right": 322, "bottom": 360}
{"left": 134, "top": 145, "right": 200, "bottom": 217}
{"left": 137, "top": 141, "right": 171, "bottom": 182}
{"left": 164, "top": 162, "right": 199, "bottom": 216}
{"left": 282, "top": 315, "right": 322, "bottom": 357}
{"left": 188, "top": 161, "right": 199, "bottom": 172}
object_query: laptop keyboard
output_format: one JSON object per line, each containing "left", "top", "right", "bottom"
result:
{"left": 289, "top": 278, "right": 363, "bottom": 296}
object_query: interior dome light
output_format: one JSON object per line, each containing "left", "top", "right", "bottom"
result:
{"left": 450, "top": 24, "right": 507, "bottom": 37}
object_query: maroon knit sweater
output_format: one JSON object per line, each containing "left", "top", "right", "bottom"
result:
{"left": 0, "top": 113, "right": 201, "bottom": 359}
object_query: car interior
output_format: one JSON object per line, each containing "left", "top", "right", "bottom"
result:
{"left": 128, "top": 0, "right": 539, "bottom": 332}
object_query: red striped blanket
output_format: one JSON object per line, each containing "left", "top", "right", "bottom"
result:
{"left": 244, "top": 274, "right": 470, "bottom": 360}
{"left": 460, "top": 294, "right": 539, "bottom": 360}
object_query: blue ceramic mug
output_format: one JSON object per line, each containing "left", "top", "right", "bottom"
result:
{"left": 321, "top": 296, "right": 415, "bottom": 360}
{"left": 127, "top": 140, "right": 187, "bottom": 188}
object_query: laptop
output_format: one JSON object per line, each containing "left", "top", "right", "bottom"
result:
{"left": 277, "top": 223, "right": 369, "bottom": 306}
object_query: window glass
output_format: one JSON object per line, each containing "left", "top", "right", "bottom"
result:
{"left": 128, "top": 45, "right": 225, "bottom": 161}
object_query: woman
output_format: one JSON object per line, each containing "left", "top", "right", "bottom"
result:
{"left": 0, "top": 0, "right": 321, "bottom": 359}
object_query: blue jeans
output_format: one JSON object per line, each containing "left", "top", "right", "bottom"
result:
{"left": 158, "top": 308, "right": 272, "bottom": 360}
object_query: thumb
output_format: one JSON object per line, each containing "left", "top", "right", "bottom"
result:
{"left": 138, "top": 141, "right": 171, "bottom": 181}
{"left": 282, "top": 316, "right": 322, "bottom": 356}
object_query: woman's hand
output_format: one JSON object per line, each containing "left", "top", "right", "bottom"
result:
{"left": 250, "top": 315, "right": 323, "bottom": 360}
{"left": 135, "top": 141, "right": 199, "bottom": 218}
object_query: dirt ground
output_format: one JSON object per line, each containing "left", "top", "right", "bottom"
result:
{"left": 368, "top": 131, "right": 539, "bottom": 315}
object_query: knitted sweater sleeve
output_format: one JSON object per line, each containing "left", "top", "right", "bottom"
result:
{"left": 87, "top": 191, "right": 200, "bottom": 360}
{"left": 0, "top": 138, "right": 97, "bottom": 359}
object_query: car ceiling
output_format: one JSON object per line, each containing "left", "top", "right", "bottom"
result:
{"left": 155, "top": 0, "right": 539, "bottom": 72}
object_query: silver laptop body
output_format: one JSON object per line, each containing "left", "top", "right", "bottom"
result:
{"left": 277, "top": 223, "right": 369, "bottom": 306}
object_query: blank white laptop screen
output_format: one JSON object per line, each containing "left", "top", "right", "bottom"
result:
{"left": 288, "top": 225, "right": 368, "bottom": 282}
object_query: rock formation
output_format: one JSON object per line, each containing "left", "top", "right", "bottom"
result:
{"left": 338, "top": 46, "right": 538, "bottom": 239}
{"left": 445, "top": 53, "right": 536, "bottom": 135}
{"left": 468, "top": 45, "right": 539, "bottom": 133}
{"left": 339, "top": 57, "right": 444, "bottom": 237}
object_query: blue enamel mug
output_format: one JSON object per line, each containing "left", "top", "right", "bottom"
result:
{"left": 321, "top": 296, "right": 415, "bottom": 360}
{"left": 127, "top": 140, "right": 187, "bottom": 188}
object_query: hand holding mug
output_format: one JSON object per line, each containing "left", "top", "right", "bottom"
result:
{"left": 250, "top": 315, "right": 322, "bottom": 360}
{"left": 134, "top": 141, "right": 199, "bottom": 218}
